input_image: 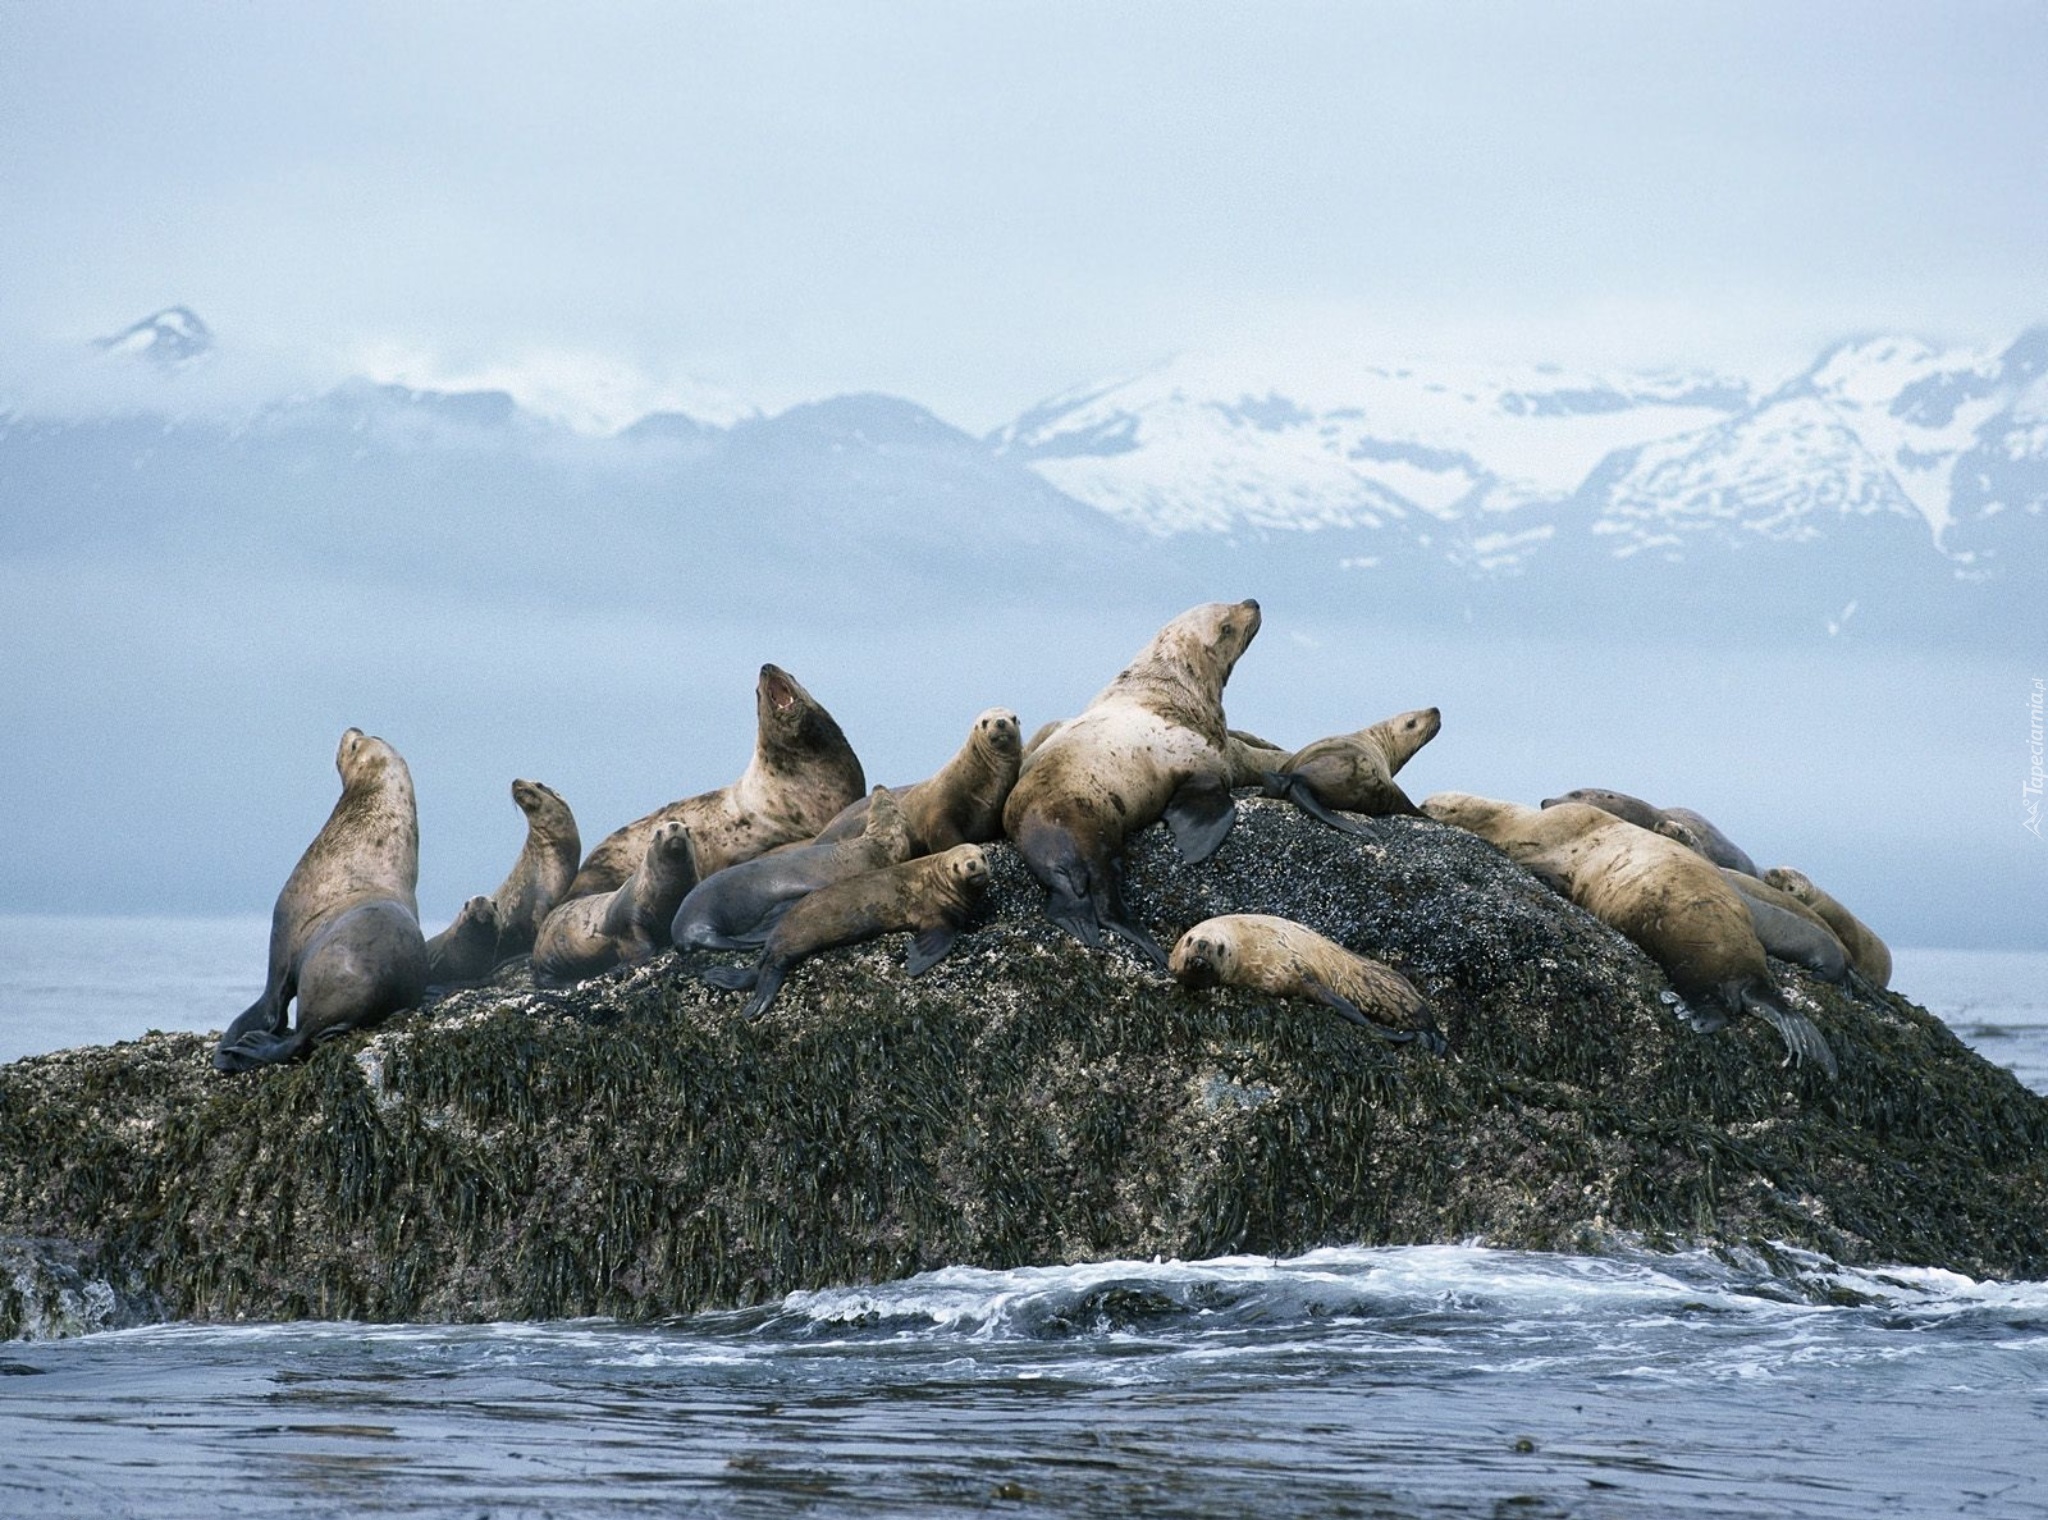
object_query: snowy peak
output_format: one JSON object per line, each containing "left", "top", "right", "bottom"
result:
{"left": 93, "top": 307, "right": 214, "bottom": 369}
{"left": 997, "top": 333, "right": 2045, "bottom": 569}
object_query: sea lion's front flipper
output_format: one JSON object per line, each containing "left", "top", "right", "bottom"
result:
{"left": 906, "top": 925, "right": 959, "bottom": 975}
{"left": 1164, "top": 772, "right": 1238, "bottom": 862}
{"left": 1741, "top": 986, "right": 1839, "bottom": 1079}
{"left": 1101, "top": 915, "right": 1169, "bottom": 970}
{"left": 700, "top": 962, "right": 760, "bottom": 992}
{"left": 1262, "top": 773, "right": 1381, "bottom": 839}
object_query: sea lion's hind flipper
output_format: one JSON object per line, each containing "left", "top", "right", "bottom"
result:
{"left": 1742, "top": 986, "right": 1839, "bottom": 1079}
{"left": 1163, "top": 772, "right": 1238, "bottom": 862}
{"left": 905, "top": 925, "right": 960, "bottom": 975}
{"left": 1306, "top": 983, "right": 1415, "bottom": 1044}
{"left": 700, "top": 962, "right": 760, "bottom": 992}
{"left": 1262, "top": 773, "right": 1381, "bottom": 839}
{"left": 212, "top": 1024, "right": 310, "bottom": 1073}
{"left": 739, "top": 964, "right": 789, "bottom": 1021}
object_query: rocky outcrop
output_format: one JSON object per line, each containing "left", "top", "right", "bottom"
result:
{"left": 2, "top": 801, "right": 2043, "bottom": 1335}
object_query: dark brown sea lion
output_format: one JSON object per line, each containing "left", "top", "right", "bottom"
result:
{"left": 810, "top": 708, "right": 1022, "bottom": 855}
{"left": 213, "top": 728, "right": 427, "bottom": 1073}
{"left": 1541, "top": 788, "right": 1760, "bottom": 877}
{"left": 1169, "top": 914, "right": 1446, "bottom": 1052}
{"left": 533, "top": 821, "right": 698, "bottom": 985}
{"left": 1002, "top": 599, "right": 1262, "bottom": 966}
{"left": 1263, "top": 705, "right": 1440, "bottom": 835}
{"left": 1423, "top": 792, "right": 1836, "bottom": 1076}
{"left": 423, "top": 895, "right": 500, "bottom": 988}
{"left": 671, "top": 785, "right": 914, "bottom": 952}
{"left": 702, "top": 844, "right": 991, "bottom": 1019}
{"left": 1762, "top": 867, "right": 1893, "bottom": 988}
{"left": 566, "top": 665, "right": 864, "bottom": 899}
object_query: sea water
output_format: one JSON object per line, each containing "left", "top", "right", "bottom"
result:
{"left": 2, "top": 919, "right": 2045, "bottom": 1518}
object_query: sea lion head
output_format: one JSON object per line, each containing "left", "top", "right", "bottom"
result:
{"left": 335, "top": 727, "right": 403, "bottom": 789}
{"left": 511, "top": 778, "right": 565, "bottom": 818}
{"left": 1419, "top": 791, "right": 1513, "bottom": 835}
{"left": 1167, "top": 925, "right": 1236, "bottom": 989}
{"left": 1132, "top": 599, "right": 1262, "bottom": 701}
{"left": 1540, "top": 787, "right": 1661, "bottom": 829}
{"left": 1380, "top": 705, "right": 1443, "bottom": 769}
{"left": 973, "top": 707, "right": 1022, "bottom": 761}
{"left": 938, "top": 843, "right": 991, "bottom": 895}
{"left": 755, "top": 663, "right": 859, "bottom": 772}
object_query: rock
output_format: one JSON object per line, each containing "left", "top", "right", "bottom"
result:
{"left": 1, "top": 800, "right": 2043, "bottom": 1334}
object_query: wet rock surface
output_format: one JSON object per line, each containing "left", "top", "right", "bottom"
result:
{"left": 1, "top": 800, "right": 2043, "bottom": 1333}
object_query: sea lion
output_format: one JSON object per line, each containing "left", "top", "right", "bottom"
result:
{"left": 489, "top": 779, "right": 582, "bottom": 960}
{"left": 213, "top": 728, "right": 427, "bottom": 1073}
{"left": 1719, "top": 869, "right": 1853, "bottom": 985}
{"left": 810, "top": 708, "right": 1022, "bottom": 855}
{"left": 533, "top": 821, "right": 698, "bottom": 985}
{"left": 1542, "top": 788, "right": 1760, "bottom": 876}
{"left": 1003, "top": 599, "right": 1262, "bottom": 966}
{"left": 1761, "top": 867, "right": 1893, "bottom": 988}
{"left": 423, "top": 895, "right": 501, "bottom": 988}
{"left": 671, "top": 785, "right": 914, "bottom": 952}
{"left": 566, "top": 664, "right": 864, "bottom": 899}
{"left": 1423, "top": 792, "right": 1836, "bottom": 1076}
{"left": 1169, "top": 914, "right": 1447, "bottom": 1052}
{"left": 1263, "top": 705, "right": 1440, "bottom": 835}
{"left": 702, "top": 844, "right": 991, "bottom": 1019}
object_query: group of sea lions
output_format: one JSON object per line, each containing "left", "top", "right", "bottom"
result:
{"left": 212, "top": 601, "right": 1889, "bottom": 1082}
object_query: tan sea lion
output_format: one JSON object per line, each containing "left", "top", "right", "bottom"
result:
{"left": 1264, "top": 705, "right": 1440, "bottom": 835}
{"left": 533, "top": 821, "right": 698, "bottom": 985}
{"left": 1003, "top": 599, "right": 1262, "bottom": 965}
{"left": 810, "top": 708, "right": 1022, "bottom": 855}
{"left": 1423, "top": 792, "right": 1836, "bottom": 1076}
{"left": 213, "top": 728, "right": 427, "bottom": 1073}
{"left": 1169, "top": 914, "right": 1446, "bottom": 1053}
{"left": 489, "top": 779, "right": 582, "bottom": 960}
{"left": 671, "top": 785, "right": 914, "bottom": 952}
{"left": 1542, "top": 788, "right": 1761, "bottom": 877}
{"left": 567, "top": 665, "right": 864, "bottom": 899}
{"left": 1761, "top": 867, "right": 1892, "bottom": 988}
{"left": 702, "top": 844, "right": 992, "bottom": 1019}
{"left": 424, "top": 895, "right": 501, "bottom": 988}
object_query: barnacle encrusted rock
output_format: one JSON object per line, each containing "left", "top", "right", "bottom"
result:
{"left": 1, "top": 800, "right": 2043, "bottom": 1335}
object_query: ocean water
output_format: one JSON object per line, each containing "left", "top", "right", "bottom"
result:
{"left": 2, "top": 919, "right": 2046, "bottom": 1518}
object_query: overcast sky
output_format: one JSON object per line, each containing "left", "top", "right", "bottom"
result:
{"left": 3, "top": 1, "right": 2044, "bottom": 427}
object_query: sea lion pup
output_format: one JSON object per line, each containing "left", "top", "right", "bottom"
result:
{"left": 671, "top": 785, "right": 914, "bottom": 952}
{"left": 424, "top": 895, "right": 501, "bottom": 988}
{"left": 1169, "top": 914, "right": 1447, "bottom": 1053}
{"left": 533, "top": 821, "right": 698, "bottom": 985}
{"left": 213, "top": 728, "right": 427, "bottom": 1074}
{"left": 809, "top": 708, "right": 1023, "bottom": 855}
{"left": 1263, "top": 705, "right": 1441, "bottom": 835}
{"left": 1718, "top": 869, "right": 1853, "bottom": 985}
{"left": 702, "top": 844, "right": 991, "bottom": 1020}
{"left": 1542, "top": 788, "right": 1760, "bottom": 876}
{"left": 1422, "top": 792, "right": 1837, "bottom": 1077}
{"left": 1762, "top": 867, "right": 1893, "bottom": 988}
{"left": 567, "top": 665, "right": 865, "bottom": 899}
{"left": 1003, "top": 599, "right": 1263, "bottom": 966}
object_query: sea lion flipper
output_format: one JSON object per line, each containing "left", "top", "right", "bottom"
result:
{"left": 1264, "top": 773, "right": 1381, "bottom": 839}
{"left": 1742, "top": 987, "right": 1839, "bottom": 1079}
{"left": 740, "top": 964, "right": 789, "bottom": 1020}
{"left": 1163, "top": 772, "right": 1237, "bottom": 862}
{"left": 700, "top": 962, "right": 759, "bottom": 992}
{"left": 905, "top": 925, "right": 959, "bottom": 975}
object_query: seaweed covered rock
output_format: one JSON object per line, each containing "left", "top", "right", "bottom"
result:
{"left": 1, "top": 800, "right": 2043, "bottom": 1332}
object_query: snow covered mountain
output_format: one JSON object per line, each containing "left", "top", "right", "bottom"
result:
{"left": 6, "top": 309, "right": 2040, "bottom": 644}
{"left": 996, "top": 333, "right": 2048, "bottom": 581}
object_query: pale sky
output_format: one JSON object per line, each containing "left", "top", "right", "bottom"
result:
{"left": 2, "top": 0, "right": 2044, "bottom": 428}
